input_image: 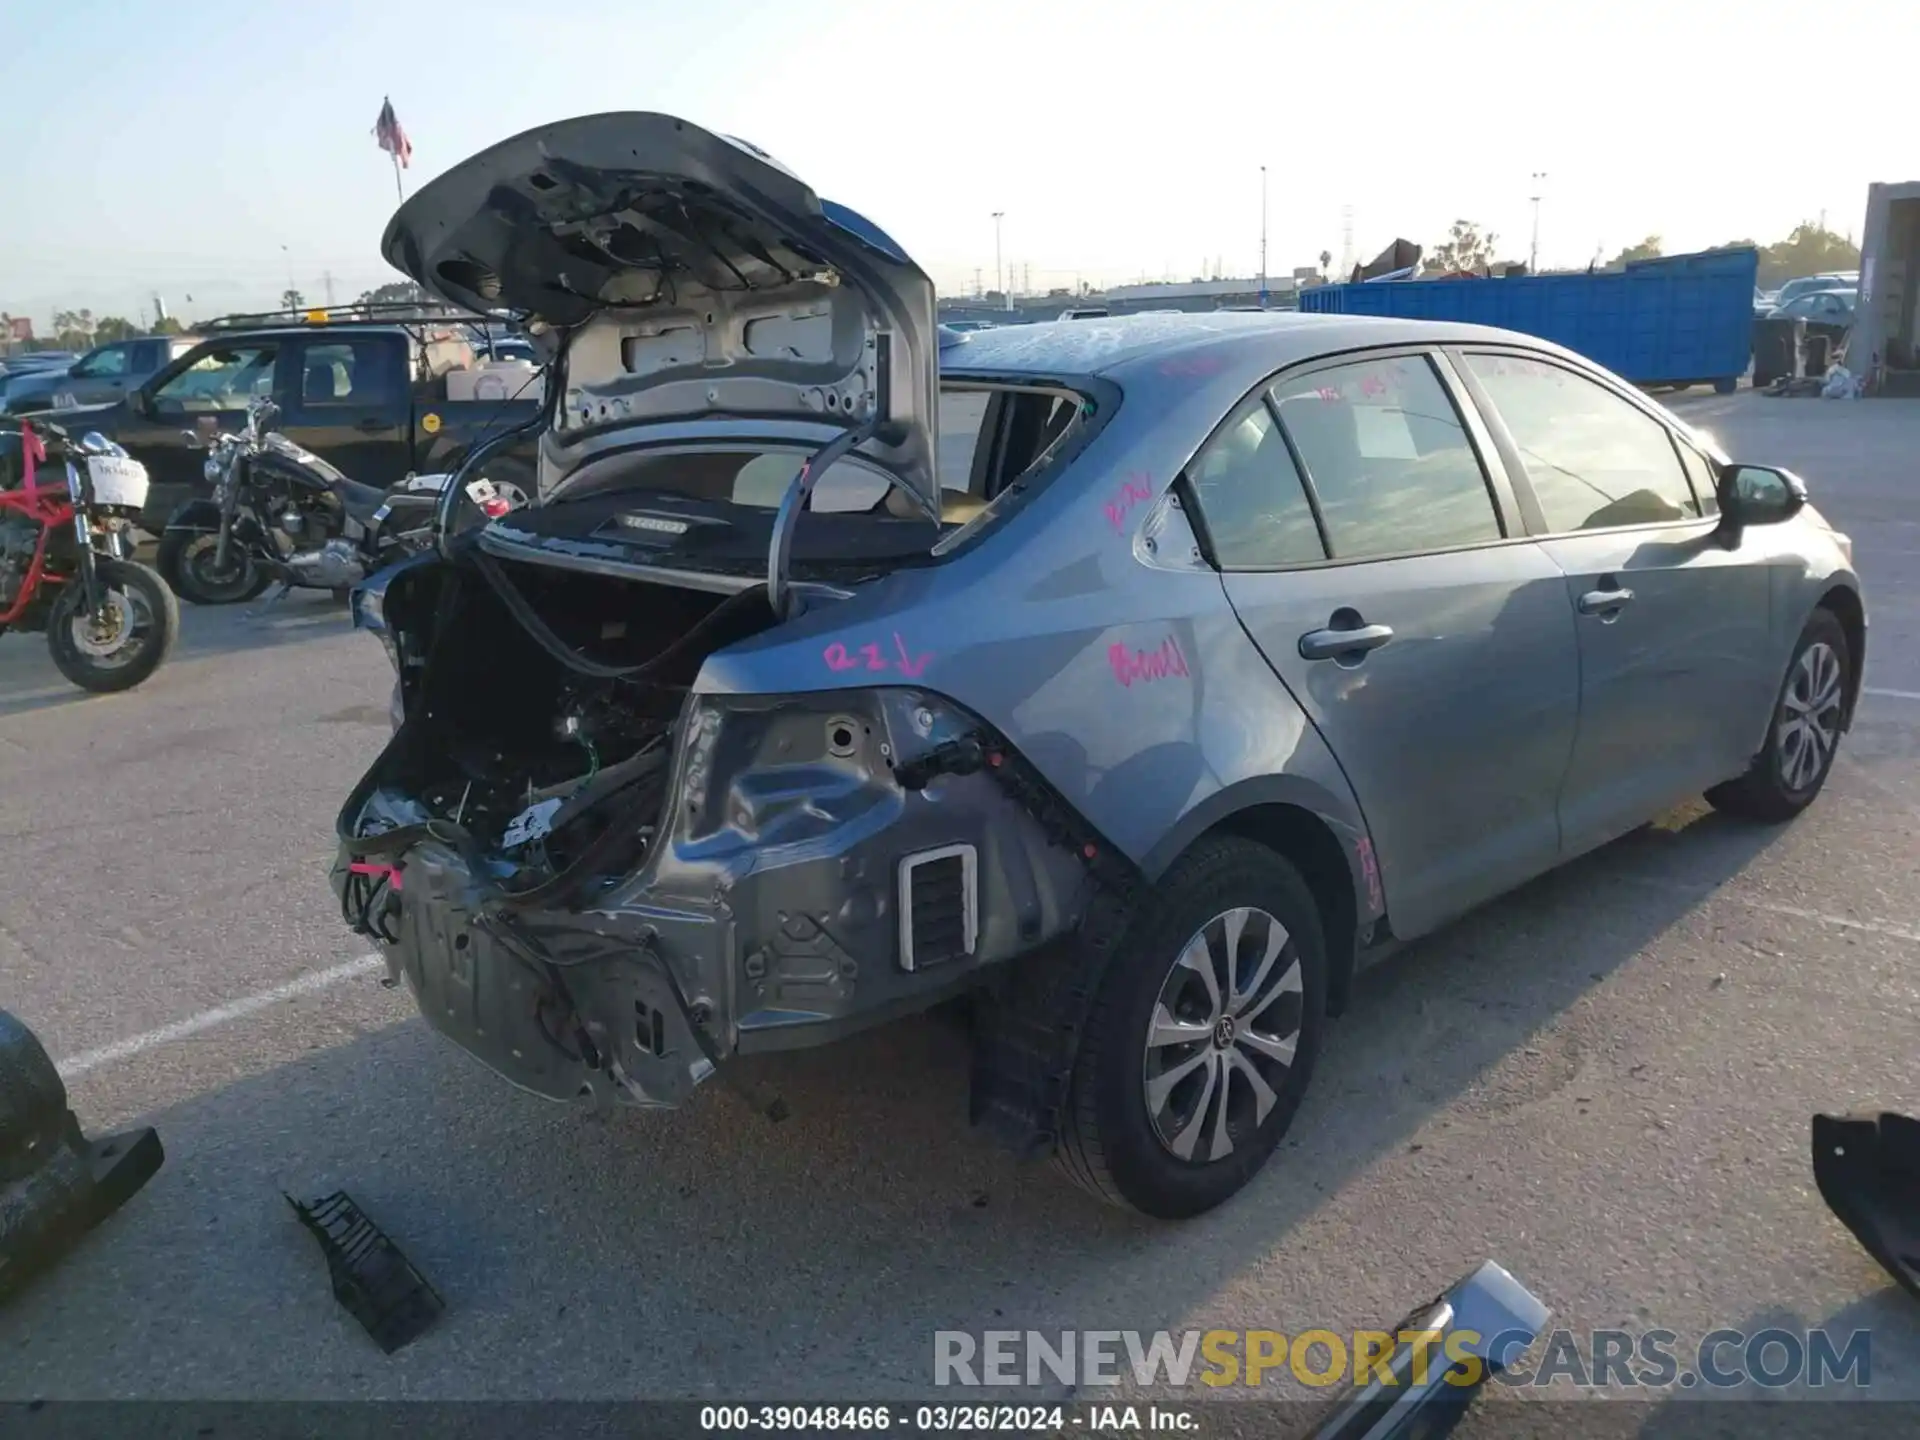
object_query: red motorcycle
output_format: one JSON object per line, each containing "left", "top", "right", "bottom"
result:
{"left": 0, "top": 420, "right": 178, "bottom": 692}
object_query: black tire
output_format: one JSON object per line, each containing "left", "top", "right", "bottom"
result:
{"left": 156, "top": 530, "right": 269, "bottom": 605}
{"left": 46, "top": 558, "right": 180, "bottom": 693}
{"left": 1707, "top": 607, "right": 1850, "bottom": 823}
{"left": 0, "top": 1010, "right": 68, "bottom": 1163}
{"left": 1053, "top": 836, "right": 1327, "bottom": 1218}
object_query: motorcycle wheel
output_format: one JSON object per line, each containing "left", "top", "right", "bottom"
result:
{"left": 156, "top": 531, "right": 270, "bottom": 605}
{"left": 47, "top": 558, "right": 180, "bottom": 693}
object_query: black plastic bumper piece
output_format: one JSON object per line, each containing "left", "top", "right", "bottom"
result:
{"left": 1813, "top": 1110, "right": 1920, "bottom": 1302}
{"left": 286, "top": 1190, "right": 445, "bottom": 1353}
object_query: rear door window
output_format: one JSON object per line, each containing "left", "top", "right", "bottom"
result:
{"left": 1269, "top": 354, "right": 1502, "bottom": 560}
{"left": 1463, "top": 353, "right": 1702, "bottom": 532}
{"left": 289, "top": 337, "right": 404, "bottom": 410}
{"left": 1185, "top": 399, "right": 1325, "bottom": 568}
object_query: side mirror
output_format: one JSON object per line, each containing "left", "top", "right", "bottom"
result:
{"left": 1720, "top": 464, "right": 1808, "bottom": 530}
{"left": 125, "top": 387, "right": 149, "bottom": 418}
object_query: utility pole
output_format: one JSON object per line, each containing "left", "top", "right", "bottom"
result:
{"left": 973, "top": 267, "right": 982, "bottom": 298}
{"left": 323, "top": 271, "right": 336, "bottom": 305}
{"left": 1529, "top": 172, "right": 1547, "bottom": 273}
{"left": 1258, "top": 165, "right": 1269, "bottom": 308}
{"left": 991, "top": 212, "right": 1006, "bottom": 310}
{"left": 281, "top": 244, "right": 295, "bottom": 300}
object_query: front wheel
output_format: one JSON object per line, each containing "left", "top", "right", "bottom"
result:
{"left": 1706, "top": 607, "right": 1851, "bottom": 822}
{"left": 156, "top": 530, "right": 269, "bottom": 605}
{"left": 47, "top": 558, "right": 180, "bottom": 693}
{"left": 1053, "top": 836, "right": 1327, "bottom": 1218}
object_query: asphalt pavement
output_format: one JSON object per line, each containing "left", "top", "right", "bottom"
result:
{"left": 2, "top": 392, "right": 1918, "bottom": 1419}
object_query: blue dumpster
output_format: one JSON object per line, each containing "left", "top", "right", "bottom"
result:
{"left": 1300, "top": 246, "right": 1758, "bottom": 393}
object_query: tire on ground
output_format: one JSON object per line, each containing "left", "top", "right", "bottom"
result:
{"left": 1054, "top": 835, "right": 1328, "bottom": 1218}
{"left": 1706, "top": 606, "right": 1850, "bottom": 823}
{"left": 47, "top": 558, "right": 181, "bottom": 693}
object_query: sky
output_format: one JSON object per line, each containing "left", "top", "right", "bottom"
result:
{"left": 2, "top": 0, "right": 1913, "bottom": 331}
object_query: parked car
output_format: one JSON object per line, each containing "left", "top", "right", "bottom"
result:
{"left": 0, "top": 351, "right": 77, "bottom": 380}
{"left": 1771, "top": 273, "right": 1857, "bottom": 310}
{"left": 1, "top": 335, "right": 201, "bottom": 417}
{"left": 333, "top": 111, "right": 1865, "bottom": 1221}
{"left": 0, "top": 352, "right": 78, "bottom": 408}
{"left": 479, "top": 336, "right": 538, "bottom": 363}
{"left": 1057, "top": 306, "right": 1111, "bottom": 320}
{"left": 12, "top": 320, "right": 542, "bottom": 532}
{"left": 1767, "top": 288, "right": 1856, "bottom": 327}
{"left": 941, "top": 319, "right": 998, "bottom": 332}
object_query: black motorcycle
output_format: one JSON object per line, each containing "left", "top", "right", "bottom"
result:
{"left": 154, "top": 399, "right": 526, "bottom": 606}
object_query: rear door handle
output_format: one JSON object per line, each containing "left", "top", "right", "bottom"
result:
{"left": 1299, "top": 622, "right": 1395, "bottom": 661}
{"left": 1576, "top": 586, "right": 1635, "bottom": 616}
{"left": 356, "top": 416, "right": 390, "bottom": 433}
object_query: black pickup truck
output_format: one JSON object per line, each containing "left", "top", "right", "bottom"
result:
{"left": 19, "top": 312, "right": 543, "bottom": 533}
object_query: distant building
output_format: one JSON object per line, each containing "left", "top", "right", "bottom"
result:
{"left": 1103, "top": 277, "right": 1302, "bottom": 311}
{"left": 937, "top": 273, "right": 1318, "bottom": 326}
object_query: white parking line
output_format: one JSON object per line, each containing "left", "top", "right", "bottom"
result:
{"left": 1864, "top": 687, "right": 1920, "bottom": 702}
{"left": 1617, "top": 875, "right": 1920, "bottom": 945}
{"left": 55, "top": 954, "right": 386, "bottom": 1081}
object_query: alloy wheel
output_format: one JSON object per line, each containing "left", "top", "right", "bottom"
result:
{"left": 1141, "top": 906, "right": 1303, "bottom": 1163}
{"left": 1778, "top": 640, "right": 1843, "bottom": 791}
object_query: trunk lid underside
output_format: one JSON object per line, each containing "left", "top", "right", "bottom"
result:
{"left": 380, "top": 111, "right": 939, "bottom": 521}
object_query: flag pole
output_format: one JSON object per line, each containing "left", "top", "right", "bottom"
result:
{"left": 391, "top": 152, "right": 404, "bottom": 204}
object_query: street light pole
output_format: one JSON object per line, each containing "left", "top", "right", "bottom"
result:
{"left": 992, "top": 212, "right": 1006, "bottom": 311}
{"left": 1259, "top": 166, "right": 1269, "bottom": 308}
{"left": 1529, "top": 172, "right": 1547, "bottom": 273}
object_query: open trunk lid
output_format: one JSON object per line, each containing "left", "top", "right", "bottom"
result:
{"left": 381, "top": 112, "right": 939, "bottom": 525}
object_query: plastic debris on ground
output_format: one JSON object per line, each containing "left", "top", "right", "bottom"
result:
{"left": 286, "top": 1189, "right": 445, "bottom": 1352}
{"left": 1812, "top": 1111, "right": 1920, "bottom": 1303}
{"left": 1822, "top": 365, "right": 1866, "bottom": 399}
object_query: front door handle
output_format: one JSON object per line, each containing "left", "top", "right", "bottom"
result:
{"left": 1576, "top": 586, "right": 1635, "bottom": 616}
{"left": 355, "top": 416, "right": 389, "bottom": 433}
{"left": 1299, "top": 622, "right": 1395, "bottom": 661}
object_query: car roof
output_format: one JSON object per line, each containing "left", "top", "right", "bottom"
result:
{"left": 937, "top": 310, "right": 1586, "bottom": 384}
{"left": 188, "top": 324, "right": 412, "bottom": 344}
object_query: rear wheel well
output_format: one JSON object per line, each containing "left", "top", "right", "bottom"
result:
{"left": 1214, "top": 804, "right": 1361, "bottom": 1016}
{"left": 1817, "top": 585, "right": 1865, "bottom": 725}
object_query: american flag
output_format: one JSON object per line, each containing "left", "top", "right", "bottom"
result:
{"left": 373, "top": 97, "right": 412, "bottom": 169}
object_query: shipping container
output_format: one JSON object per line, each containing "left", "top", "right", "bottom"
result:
{"left": 1300, "top": 246, "right": 1758, "bottom": 392}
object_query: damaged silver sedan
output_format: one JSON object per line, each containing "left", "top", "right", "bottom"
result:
{"left": 335, "top": 112, "right": 1863, "bottom": 1218}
